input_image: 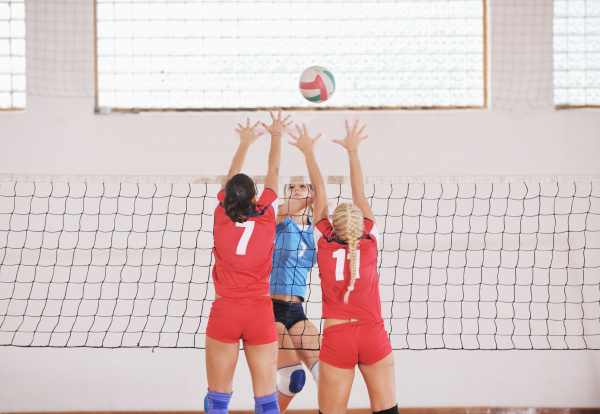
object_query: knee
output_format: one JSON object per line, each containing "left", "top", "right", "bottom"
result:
{"left": 276, "top": 363, "right": 306, "bottom": 397}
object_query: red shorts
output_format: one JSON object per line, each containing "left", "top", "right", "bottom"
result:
{"left": 206, "top": 296, "right": 278, "bottom": 345}
{"left": 319, "top": 319, "right": 392, "bottom": 369}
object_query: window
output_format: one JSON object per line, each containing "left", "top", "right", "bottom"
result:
{"left": 554, "top": 0, "right": 600, "bottom": 107}
{"left": 96, "top": 0, "right": 486, "bottom": 111}
{"left": 0, "top": 0, "right": 25, "bottom": 109}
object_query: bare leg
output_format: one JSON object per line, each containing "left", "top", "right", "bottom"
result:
{"left": 288, "top": 319, "right": 321, "bottom": 370}
{"left": 244, "top": 340, "right": 279, "bottom": 398}
{"left": 276, "top": 322, "right": 301, "bottom": 412}
{"left": 358, "top": 352, "right": 397, "bottom": 412}
{"left": 205, "top": 337, "right": 240, "bottom": 393}
{"left": 318, "top": 360, "right": 355, "bottom": 414}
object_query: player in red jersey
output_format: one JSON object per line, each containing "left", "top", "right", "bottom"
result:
{"left": 204, "top": 111, "right": 292, "bottom": 414}
{"left": 289, "top": 121, "right": 398, "bottom": 414}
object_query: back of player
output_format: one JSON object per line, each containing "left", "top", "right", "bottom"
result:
{"left": 212, "top": 186, "right": 278, "bottom": 298}
{"left": 288, "top": 120, "right": 398, "bottom": 414}
{"left": 204, "top": 111, "right": 291, "bottom": 414}
{"left": 314, "top": 216, "right": 381, "bottom": 321}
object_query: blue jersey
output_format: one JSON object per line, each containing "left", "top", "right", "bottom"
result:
{"left": 270, "top": 217, "right": 317, "bottom": 300}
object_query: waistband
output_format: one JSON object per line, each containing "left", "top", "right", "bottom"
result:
{"left": 323, "top": 318, "right": 384, "bottom": 331}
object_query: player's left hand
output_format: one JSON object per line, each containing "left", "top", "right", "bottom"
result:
{"left": 235, "top": 117, "right": 264, "bottom": 147}
{"left": 261, "top": 109, "right": 292, "bottom": 137}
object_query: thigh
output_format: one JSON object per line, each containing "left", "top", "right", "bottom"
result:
{"left": 205, "top": 336, "right": 240, "bottom": 393}
{"left": 288, "top": 319, "right": 320, "bottom": 368}
{"left": 244, "top": 341, "right": 279, "bottom": 398}
{"left": 318, "top": 360, "right": 355, "bottom": 414}
{"left": 277, "top": 321, "right": 302, "bottom": 368}
{"left": 358, "top": 352, "right": 397, "bottom": 412}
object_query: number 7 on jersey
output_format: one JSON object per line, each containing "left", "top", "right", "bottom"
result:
{"left": 235, "top": 221, "right": 255, "bottom": 255}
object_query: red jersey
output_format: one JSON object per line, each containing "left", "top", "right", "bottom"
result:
{"left": 314, "top": 218, "right": 382, "bottom": 320}
{"left": 212, "top": 188, "right": 278, "bottom": 297}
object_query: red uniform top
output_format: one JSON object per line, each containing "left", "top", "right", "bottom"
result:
{"left": 314, "top": 217, "right": 382, "bottom": 320}
{"left": 212, "top": 188, "right": 278, "bottom": 298}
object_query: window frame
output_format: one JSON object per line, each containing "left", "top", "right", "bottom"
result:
{"left": 93, "top": 0, "right": 489, "bottom": 113}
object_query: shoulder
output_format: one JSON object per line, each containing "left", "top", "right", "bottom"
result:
{"left": 314, "top": 218, "right": 335, "bottom": 251}
{"left": 276, "top": 216, "right": 292, "bottom": 231}
{"left": 315, "top": 218, "right": 333, "bottom": 235}
{"left": 257, "top": 188, "right": 277, "bottom": 206}
{"left": 363, "top": 218, "right": 375, "bottom": 234}
{"left": 363, "top": 218, "right": 380, "bottom": 249}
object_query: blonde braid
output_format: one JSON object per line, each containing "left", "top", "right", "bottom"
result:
{"left": 332, "top": 203, "right": 364, "bottom": 304}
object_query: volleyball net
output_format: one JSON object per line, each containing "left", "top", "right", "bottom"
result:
{"left": 0, "top": 176, "right": 599, "bottom": 350}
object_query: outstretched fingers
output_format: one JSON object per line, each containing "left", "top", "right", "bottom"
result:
{"left": 282, "top": 114, "right": 292, "bottom": 127}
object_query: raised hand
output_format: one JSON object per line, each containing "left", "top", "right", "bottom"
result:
{"left": 235, "top": 117, "right": 264, "bottom": 146}
{"left": 331, "top": 119, "right": 368, "bottom": 152}
{"left": 288, "top": 123, "right": 322, "bottom": 156}
{"left": 260, "top": 109, "right": 292, "bottom": 137}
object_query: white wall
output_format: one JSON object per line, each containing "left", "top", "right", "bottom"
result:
{"left": 1, "top": 0, "right": 600, "bottom": 411}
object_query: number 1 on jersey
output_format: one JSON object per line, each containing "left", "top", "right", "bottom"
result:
{"left": 333, "top": 249, "right": 360, "bottom": 281}
{"left": 235, "top": 221, "right": 255, "bottom": 255}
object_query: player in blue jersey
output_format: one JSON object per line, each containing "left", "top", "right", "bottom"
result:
{"left": 270, "top": 183, "right": 321, "bottom": 412}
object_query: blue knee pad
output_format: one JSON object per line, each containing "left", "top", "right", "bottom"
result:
{"left": 204, "top": 389, "right": 232, "bottom": 414}
{"left": 254, "top": 392, "right": 280, "bottom": 414}
{"left": 276, "top": 363, "right": 306, "bottom": 397}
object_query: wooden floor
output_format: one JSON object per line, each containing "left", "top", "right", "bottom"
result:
{"left": 4, "top": 409, "right": 600, "bottom": 414}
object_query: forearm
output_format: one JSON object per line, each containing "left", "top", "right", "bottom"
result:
{"left": 225, "top": 142, "right": 251, "bottom": 181}
{"left": 304, "top": 151, "right": 327, "bottom": 221}
{"left": 264, "top": 134, "right": 282, "bottom": 192}
{"left": 348, "top": 150, "right": 365, "bottom": 202}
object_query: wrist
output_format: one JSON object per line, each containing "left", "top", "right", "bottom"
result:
{"left": 348, "top": 149, "right": 359, "bottom": 153}
{"left": 271, "top": 133, "right": 282, "bottom": 137}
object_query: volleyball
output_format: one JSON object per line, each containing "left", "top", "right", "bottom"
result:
{"left": 299, "top": 66, "right": 335, "bottom": 103}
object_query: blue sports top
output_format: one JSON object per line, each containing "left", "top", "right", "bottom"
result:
{"left": 270, "top": 217, "right": 317, "bottom": 301}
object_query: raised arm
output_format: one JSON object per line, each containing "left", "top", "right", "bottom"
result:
{"left": 220, "top": 118, "right": 263, "bottom": 192}
{"left": 288, "top": 124, "right": 328, "bottom": 224}
{"left": 332, "top": 120, "right": 375, "bottom": 222}
{"left": 261, "top": 109, "right": 292, "bottom": 196}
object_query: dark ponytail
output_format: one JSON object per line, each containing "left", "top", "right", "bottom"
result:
{"left": 224, "top": 174, "right": 256, "bottom": 223}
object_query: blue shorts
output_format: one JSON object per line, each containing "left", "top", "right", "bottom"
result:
{"left": 272, "top": 299, "right": 308, "bottom": 331}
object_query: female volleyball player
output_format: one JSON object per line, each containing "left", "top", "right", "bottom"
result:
{"left": 204, "top": 110, "right": 292, "bottom": 414}
{"left": 289, "top": 121, "right": 399, "bottom": 414}
{"left": 271, "top": 183, "right": 321, "bottom": 411}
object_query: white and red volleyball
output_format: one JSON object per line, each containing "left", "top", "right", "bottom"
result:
{"left": 299, "top": 66, "right": 335, "bottom": 103}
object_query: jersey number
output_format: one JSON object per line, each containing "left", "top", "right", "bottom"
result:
{"left": 298, "top": 242, "right": 307, "bottom": 258}
{"left": 235, "top": 221, "right": 255, "bottom": 255}
{"left": 332, "top": 249, "right": 360, "bottom": 281}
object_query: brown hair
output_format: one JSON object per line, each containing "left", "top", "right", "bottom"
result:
{"left": 224, "top": 174, "right": 256, "bottom": 223}
{"left": 331, "top": 203, "right": 364, "bottom": 303}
